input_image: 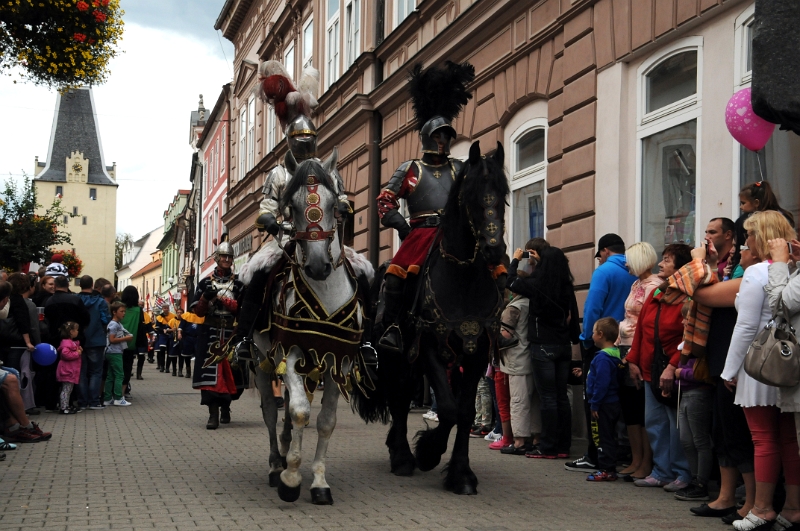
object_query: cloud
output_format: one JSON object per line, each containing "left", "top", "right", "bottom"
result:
{"left": 122, "top": 0, "right": 233, "bottom": 60}
{"left": 0, "top": 21, "right": 233, "bottom": 240}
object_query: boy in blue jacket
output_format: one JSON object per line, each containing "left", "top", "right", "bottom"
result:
{"left": 585, "top": 317, "right": 623, "bottom": 482}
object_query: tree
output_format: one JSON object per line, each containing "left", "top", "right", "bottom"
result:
{"left": 0, "top": 0, "right": 124, "bottom": 90}
{"left": 0, "top": 176, "right": 73, "bottom": 271}
{"left": 115, "top": 231, "right": 133, "bottom": 271}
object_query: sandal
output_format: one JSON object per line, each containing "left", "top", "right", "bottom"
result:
{"left": 732, "top": 511, "right": 775, "bottom": 531}
{"left": 0, "top": 438, "right": 16, "bottom": 451}
{"left": 774, "top": 515, "right": 800, "bottom": 531}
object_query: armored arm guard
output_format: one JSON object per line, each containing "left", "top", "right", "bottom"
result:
{"left": 377, "top": 161, "right": 414, "bottom": 237}
{"left": 257, "top": 166, "right": 289, "bottom": 219}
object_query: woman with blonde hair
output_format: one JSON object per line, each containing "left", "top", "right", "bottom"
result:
{"left": 721, "top": 210, "right": 800, "bottom": 531}
{"left": 617, "top": 242, "right": 660, "bottom": 481}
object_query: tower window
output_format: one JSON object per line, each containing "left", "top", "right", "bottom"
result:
{"left": 73, "top": 207, "right": 78, "bottom": 215}
{"left": 89, "top": 188, "right": 96, "bottom": 200}
{"left": 56, "top": 186, "right": 63, "bottom": 196}
{"left": 63, "top": 215, "right": 68, "bottom": 224}
{"left": 82, "top": 216, "right": 87, "bottom": 225}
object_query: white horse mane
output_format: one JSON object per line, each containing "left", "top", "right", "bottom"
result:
{"left": 239, "top": 237, "right": 374, "bottom": 286}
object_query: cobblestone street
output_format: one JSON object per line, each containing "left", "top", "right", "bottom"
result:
{"left": 1, "top": 364, "right": 719, "bottom": 531}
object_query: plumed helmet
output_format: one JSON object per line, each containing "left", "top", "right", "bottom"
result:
{"left": 286, "top": 115, "right": 317, "bottom": 161}
{"left": 408, "top": 61, "right": 475, "bottom": 156}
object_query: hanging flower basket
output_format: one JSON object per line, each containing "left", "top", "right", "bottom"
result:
{"left": 52, "top": 249, "right": 83, "bottom": 278}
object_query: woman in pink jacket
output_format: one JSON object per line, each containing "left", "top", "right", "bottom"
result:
{"left": 56, "top": 321, "right": 82, "bottom": 415}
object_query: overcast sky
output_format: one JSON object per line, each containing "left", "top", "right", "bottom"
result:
{"left": 0, "top": 0, "right": 235, "bottom": 239}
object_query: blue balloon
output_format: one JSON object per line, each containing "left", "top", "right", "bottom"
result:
{"left": 32, "top": 343, "right": 57, "bottom": 366}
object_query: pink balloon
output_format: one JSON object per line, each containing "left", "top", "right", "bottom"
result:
{"left": 725, "top": 87, "right": 775, "bottom": 151}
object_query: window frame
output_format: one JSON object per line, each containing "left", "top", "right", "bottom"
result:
{"left": 220, "top": 125, "right": 226, "bottom": 178}
{"left": 394, "top": 0, "right": 415, "bottom": 29}
{"left": 247, "top": 97, "right": 256, "bottom": 172}
{"left": 635, "top": 36, "right": 704, "bottom": 247}
{"left": 89, "top": 187, "right": 96, "bottom": 200}
{"left": 731, "top": 3, "right": 756, "bottom": 215}
{"left": 267, "top": 105, "right": 276, "bottom": 152}
{"left": 56, "top": 185, "right": 63, "bottom": 196}
{"left": 326, "top": 1, "right": 340, "bottom": 90}
{"left": 284, "top": 41, "right": 295, "bottom": 83}
{"left": 345, "top": 0, "right": 360, "bottom": 69}
{"left": 509, "top": 119, "right": 549, "bottom": 246}
{"left": 303, "top": 17, "right": 314, "bottom": 70}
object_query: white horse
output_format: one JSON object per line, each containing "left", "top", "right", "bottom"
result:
{"left": 247, "top": 149, "right": 373, "bottom": 505}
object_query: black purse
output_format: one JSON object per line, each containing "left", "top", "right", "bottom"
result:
{"left": 650, "top": 302, "right": 678, "bottom": 407}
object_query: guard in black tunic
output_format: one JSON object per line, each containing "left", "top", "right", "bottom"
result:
{"left": 191, "top": 235, "right": 248, "bottom": 429}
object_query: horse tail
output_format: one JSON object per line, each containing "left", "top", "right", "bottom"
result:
{"left": 350, "top": 378, "right": 390, "bottom": 424}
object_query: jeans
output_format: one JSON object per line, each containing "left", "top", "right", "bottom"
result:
{"left": 644, "top": 381, "right": 691, "bottom": 483}
{"left": 79, "top": 346, "right": 105, "bottom": 407}
{"left": 531, "top": 343, "right": 572, "bottom": 455}
{"left": 678, "top": 386, "right": 714, "bottom": 485}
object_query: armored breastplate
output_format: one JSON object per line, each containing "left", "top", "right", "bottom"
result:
{"left": 406, "top": 160, "right": 461, "bottom": 218}
{"left": 210, "top": 275, "right": 236, "bottom": 317}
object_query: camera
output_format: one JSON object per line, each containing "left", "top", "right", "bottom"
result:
{"left": 521, "top": 251, "right": 530, "bottom": 259}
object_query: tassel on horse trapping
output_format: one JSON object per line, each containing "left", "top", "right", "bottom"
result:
{"left": 259, "top": 358, "right": 274, "bottom": 373}
{"left": 275, "top": 360, "right": 287, "bottom": 375}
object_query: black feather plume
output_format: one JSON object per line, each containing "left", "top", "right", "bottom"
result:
{"left": 408, "top": 60, "right": 475, "bottom": 131}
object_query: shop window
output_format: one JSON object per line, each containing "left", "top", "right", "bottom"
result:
{"left": 740, "top": 132, "right": 800, "bottom": 226}
{"left": 641, "top": 120, "right": 697, "bottom": 248}
{"left": 512, "top": 181, "right": 545, "bottom": 250}
{"left": 510, "top": 122, "right": 547, "bottom": 250}
{"left": 645, "top": 51, "right": 697, "bottom": 114}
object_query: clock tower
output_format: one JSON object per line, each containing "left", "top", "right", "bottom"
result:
{"left": 33, "top": 87, "right": 118, "bottom": 284}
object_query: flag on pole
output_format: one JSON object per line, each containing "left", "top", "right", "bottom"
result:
{"left": 145, "top": 293, "right": 151, "bottom": 311}
{"left": 168, "top": 291, "right": 174, "bottom": 310}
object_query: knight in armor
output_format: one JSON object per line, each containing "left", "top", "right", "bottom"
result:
{"left": 375, "top": 61, "right": 476, "bottom": 352}
{"left": 253, "top": 60, "right": 349, "bottom": 237}
{"left": 192, "top": 233, "right": 248, "bottom": 430}
{"left": 153, "top": 306, "right": 174, "bottom": 372}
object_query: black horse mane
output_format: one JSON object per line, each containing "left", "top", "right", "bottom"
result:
{"left": 441, "top": 152, "right": 509, "bottom": 244}
{"left": 279, "top": 158, "right": 337, "bottom": 212}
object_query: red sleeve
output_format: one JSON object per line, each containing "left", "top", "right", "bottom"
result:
{"left": 194, "top": 297, "right": 209, "bottom": 318}
{"left": 219, "top": 297, "right": 238, "bottom": 314}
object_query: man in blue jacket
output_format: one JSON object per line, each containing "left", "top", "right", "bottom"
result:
{"left": 565, "top": 233, "right": 635, "bottom": 472}
{"left": 77, "top": 275, "right": 112, "bottom": 410}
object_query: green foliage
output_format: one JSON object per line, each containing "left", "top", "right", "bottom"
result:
{"left": 0, "top": 175, "right": 73, "bottom": 271}
{"left": 0, "top": 0, "right": 125, "bottom": 90}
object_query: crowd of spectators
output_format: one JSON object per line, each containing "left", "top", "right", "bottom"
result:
{"left": 444, "top": 180, "right": 800, "bottom": 531}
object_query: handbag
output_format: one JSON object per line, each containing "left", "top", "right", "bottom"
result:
{"left": 650, "top": 302, "right": 678, "bottom": 407}
{"left": 744, "top": 294, "right": 800, "bottom": 388}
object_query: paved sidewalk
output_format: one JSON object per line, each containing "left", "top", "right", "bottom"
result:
{"left": 1, "top": 363, "right": 721, "bottom": 530}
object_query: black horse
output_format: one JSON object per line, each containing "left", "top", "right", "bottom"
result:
{"left": 354, "top": 140, "right": 509, "bottom": 494}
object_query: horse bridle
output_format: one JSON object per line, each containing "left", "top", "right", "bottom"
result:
{"left": 440, "top": 157, "right": 503, "bottom": 266}
{"left": 278, "top": 174, "right": 345, "bottom": 269}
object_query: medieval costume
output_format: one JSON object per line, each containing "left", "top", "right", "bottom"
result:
{"left": 178, "top": 309, "right": 202, "bottom": 378}
{"left": 192, "top": 236, "right": 248, "bottom": 429}
{"left": 153, "top": 307, "right": 175, "bottom": 372}
{"left": 375, "top": 61, "right": 481, "bottom": 352}
{"left": 166, "top": 312, "right": 182, "bottom": 376}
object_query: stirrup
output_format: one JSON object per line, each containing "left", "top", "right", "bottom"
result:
{"left": 378, "top": 324, "right": 403, "bottom": 353}
{"left": 235, "top": 337, "right": 257, "bottom": 362}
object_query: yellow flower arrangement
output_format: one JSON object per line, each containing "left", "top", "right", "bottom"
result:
{"left": 0, "top": 0, "right": 124, "bottom": 89}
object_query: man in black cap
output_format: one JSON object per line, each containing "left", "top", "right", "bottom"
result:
{"left": 565, "top": 233, "right": 636, "bottom": 472}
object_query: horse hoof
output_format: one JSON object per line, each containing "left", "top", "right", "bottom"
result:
{"left": 277, "top": 479, "right": 301, "bottom": 502}
{"left": 268, "top": 471, "right": 281, "bottom": 488}
{"left": 310, "top": 487, "right": 334, "bottom": 505}
{"left": 454, "top": 484, "right": 478, "bottom": 495}
{"left": 391, "top": 461, "right": 415, "bottom": 476}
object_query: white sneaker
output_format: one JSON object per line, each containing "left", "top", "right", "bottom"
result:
{"left": 113, "top": 399, "right": 131, "bottom": 407}
{"left": 484, "top": 430, "right": 502, "bottom": 442}
{"left": 103, "top": 400, "right": 113, "bottom": 406}
{"left": 422, "top": 410, "right": 436, "bottom": 420}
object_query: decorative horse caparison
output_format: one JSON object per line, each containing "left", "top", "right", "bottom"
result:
{"left": 247, "top": 149, "right": 375, "bottom": 505}
{"left": 353, "top": 140, "right": 509, "bottom": 495}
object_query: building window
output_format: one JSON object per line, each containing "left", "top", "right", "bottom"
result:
{"left": 73, "top": 206, "right": 78, "bottom": 215}
{"left": 395, "top": 0, "right": 415, "bottom": 28}
{"left": 345, "top": 0, "right": 360, "bottom": 69}
{"left": 641, "top": 120, "right": 697, "bottom": 248}
{"left": 82, "top": 216, "right": 87, "bottom": 225}
{"left": 202, "top": 222, "right": 206, "bottom": 259}
{"left": 89, "top": 188, "right": 96, "bottom": 200}
{"left": 239, "top": 107, "right": 247, "bottom": 181}
{"left": 510, "top": 122, "right": 548, "bottom": 251}
{"left": 203, "top": 162, "right": 208, "bottom": 195}
{"left": 645, "top": 51, "right": 697, "bottom": 115}
{"left": 56, "top": 185, "right": 63, "bottom": 196}
{"left": 63, "top": 215, "right": 68, "bottom": 224}
{"left": 220, "top": 126, "right": 226, "bottom": 176}
{"left": 247, "top": 97, "right": 256, "bottom": 172}
{"left": 637, "top": 37, "right": 702, "bottom": 251}
{"left": 739, "top": 134, "right": 800, "bottom": 224}
{"left": 326, "top": 0, "right": 340, "bottom": 89}
{"left": 214, "top": 207, "right": 219, "bottom": 249}
{"left": 303, "top": 17, "right": 314, "bottom": 70}
{"left": 267, "top": 106, "right": 276, "bottom": 152}
{"left": 285, "top": 41, "right": 295, "bottom": 83}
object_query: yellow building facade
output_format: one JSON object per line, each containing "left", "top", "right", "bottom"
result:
{"left": 33, "top": 88, "right": 118, "bottom": 283}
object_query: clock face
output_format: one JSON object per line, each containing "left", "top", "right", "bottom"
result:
{"left": 72, "top": 162, "right": 83, "bottom": 173}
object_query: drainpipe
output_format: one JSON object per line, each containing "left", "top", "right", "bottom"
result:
{"left": 369, "top": 110, "right": 383, "bottom": 269}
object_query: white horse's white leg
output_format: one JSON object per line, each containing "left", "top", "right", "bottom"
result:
{"left": 278, "top": 346, "right": 310, "bottom": 502}
{"left": 309, "top": 370, "right": 339, "bottom": 504}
